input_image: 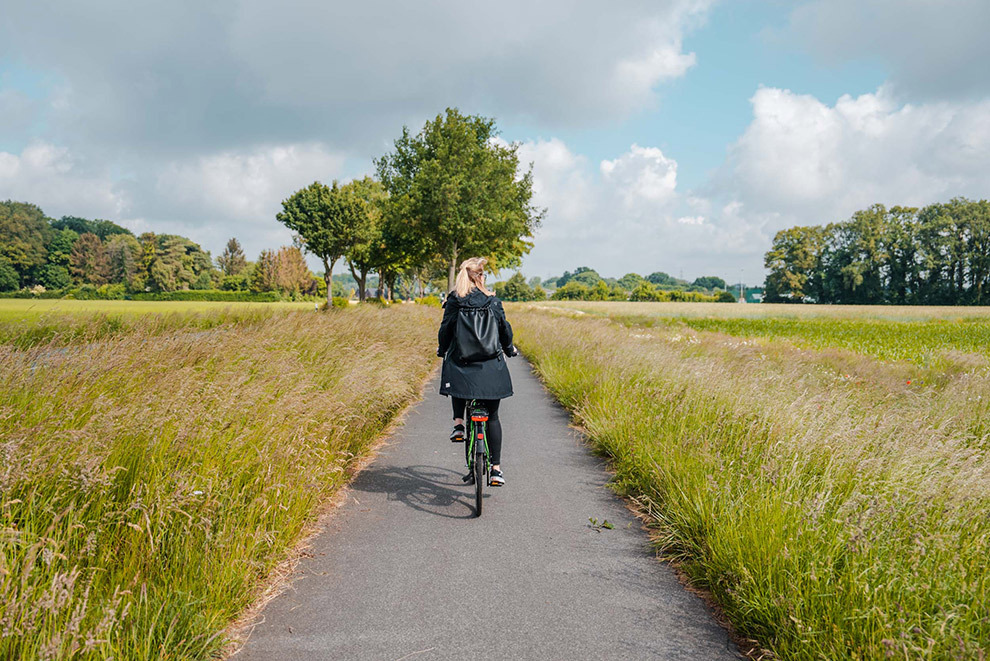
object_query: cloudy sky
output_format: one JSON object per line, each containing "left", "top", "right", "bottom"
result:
{"left": 2, "top": 0, "right": 988, "bottom": 284}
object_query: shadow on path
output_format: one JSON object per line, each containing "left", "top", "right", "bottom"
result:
{"left": 350, "top": 464, "right": 486, "bottom": 519}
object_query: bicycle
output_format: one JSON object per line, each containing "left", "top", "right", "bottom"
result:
{"left": 462, "top": 399, "right": 491, "bottom": 517}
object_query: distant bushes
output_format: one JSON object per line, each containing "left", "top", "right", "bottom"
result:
{"left": 131, "top": 289, "right": 282, "bottom": 302}
{"left": 550, "top": 280, "right": 728, "bottom": 302}
{"left": 415, "top": 295, "right": 442, "bottom": 307}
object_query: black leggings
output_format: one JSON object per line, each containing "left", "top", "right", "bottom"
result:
{"left": 452, "top": 397, "right": 502, "bottom": 465}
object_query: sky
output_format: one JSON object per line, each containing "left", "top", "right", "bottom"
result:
{"left": 2, "top": 0, "right": 989, "bottom": 285}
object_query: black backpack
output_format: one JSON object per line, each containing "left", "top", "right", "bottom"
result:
{"left": 453, "top": 297, "right": 501, "bottom": 364}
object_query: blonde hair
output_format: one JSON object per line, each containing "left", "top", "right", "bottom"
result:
{"left": 454, "top": 257, "right": 494, "bottom": 298}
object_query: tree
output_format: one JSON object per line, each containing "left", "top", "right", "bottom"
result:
{"left": 558, "top": 267, "right": 601, "bottom": 288}
{"left": 0, "top": 257, "right": 19, "bottom": 292}
{"left": 217, "top": 238, "right": 248, "bottom": 276}
{"left": 376, "top": 108, "right": 543, "bottom": 292}
{"left": 617, "top": 273, "right": 645, "bottom": 291}
{"left": 46, "top": 228, "right": 78, "bottom": 269}
{"left": 37, "top": 264, "right": 70, "bottom": 289}
{"left": 342, "top": 177, "right": 386, "bottom": 302}
{"left": 630, "top": 281, "right": 663, "bottom": 302}
{"left": 715, "top": 290, "right": 737, "bottom": 303}
{"left": 764, "top": 226, "right": 825, "bottom": 302}
{"left": 277, "top": 181, "right": 362, "bottom": 306}
{"left": 105, "top": 234, "right": 142, "bottom": 288}
{"left": 251, "top": 249, "right": 279, "bottom": 293}
{"left": 0, "top": 201, "right": 51, "bottom": 286}
{"left": 499, "top": 272, "right": 536, "bottom": 301}
{"left": 275, "top": 246, "right": 312, "bottom": 295}
{"left": 647, "top": 271, "right": 679, "bottom": 286}
{"left": 51, "top": 216, "right": 133, "bottom": 240}
{"left": 692, "top": 276, "right": 726, "bottom": 291}
{"left": 550, "top": 281, "right": 591, "bottom": 300}
{"left": 527, "top": 276, "right": 542, "bottom": 290}
{"left": 69, "top": 233, "right": 110, "bottom": 285}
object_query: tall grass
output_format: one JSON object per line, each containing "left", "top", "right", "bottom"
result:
{"left": 512, "top": 308, "right": 989, "bottom": 660}
{"left": 0, "top": 305, "right": 438, "bottom": 659}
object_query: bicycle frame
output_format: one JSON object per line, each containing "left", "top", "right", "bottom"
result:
{"left": 465, "top": 401, "right": 490, "bottom": 479}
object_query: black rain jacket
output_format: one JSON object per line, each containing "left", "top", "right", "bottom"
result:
{"left": 437, "top": 289, "right": 514, "bottom": 400}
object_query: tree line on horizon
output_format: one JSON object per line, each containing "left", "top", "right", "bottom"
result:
{"left": 0, "top": 201, "right": 336, "bottom": 300}
{"left": 491, "top": 267, "right": 739, "bottom": 302}
{"left": 764, "top": 198, "right": 990, "bottom": 305}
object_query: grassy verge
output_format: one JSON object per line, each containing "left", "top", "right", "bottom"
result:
{"left": 511, "top": 307, "right": 989, "bottom": 660}
{"left": 0, "top": 305, "right": 438, "bottom": 659}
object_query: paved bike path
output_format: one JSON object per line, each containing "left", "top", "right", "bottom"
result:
{"left": 235, "top": 358, "right": 740, "bottom": 660}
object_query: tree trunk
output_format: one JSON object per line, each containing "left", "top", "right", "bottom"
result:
{"left": 349, "top": 262, "right": 367, "bottom": 302}
{"left": 446, "top": 244, "right": 458, "bottom": 293}
{"left": 323, "top": 257, "right": 334, "bottom": 306}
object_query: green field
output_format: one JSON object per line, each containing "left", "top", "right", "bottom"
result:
{"left": 513, "top": 302, "right": 989, "bottom": 660}
{"left": 0, "top": 298, "right": 316, "bottom": 321}
{"left": 0, "top": 303, "right": 437, "bottom": 659}
{"left": 537, "top": 301, "right": 990, "bottom": 366}
{"left": 0, "top": 299, "right": 321, "bottom": 348}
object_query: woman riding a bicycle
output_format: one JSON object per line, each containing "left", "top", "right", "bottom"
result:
{"left": 437, "top": 256, "right": 517, "bottom": 486}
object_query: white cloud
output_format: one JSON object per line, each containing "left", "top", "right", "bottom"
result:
{"left": 518, "top": 139, "right": 750, "bottom": 280}
{"left": 721, "top": 86, "right": 990, "bottom": 225}
{"left": 0, "top": 142, "right": 126, "bottom": 219}
{"left": 520, "top": 82, "right": 990, "bottom": 283}
{"left": 126, "top": 143, "right": 347, "bottom": 260}
{"left": 153, "top": 143, "right": 345, "bottom": 223}
{"left": 601, "top": 144, "right": 678, "bottom": 208}
{"left": 0, "top": 0, "right": 713, "bottom": 158}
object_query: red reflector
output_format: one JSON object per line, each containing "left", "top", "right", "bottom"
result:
{"left": 471, "top": 416, "right": 488, "bottom": 421}
{"left": 477, "top": 433, "right": 484, "bottom": 439}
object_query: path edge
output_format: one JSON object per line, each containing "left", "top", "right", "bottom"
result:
{"left": 220, "top": 360, "right": 442, "bottom": 658}
{"left": 521, "top": 355, "right": 767, "bottom": 660}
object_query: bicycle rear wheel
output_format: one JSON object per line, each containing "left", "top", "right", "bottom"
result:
{"left": 474, "top": 450, "right": 484, "bottom": 517}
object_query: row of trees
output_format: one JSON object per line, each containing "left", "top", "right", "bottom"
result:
{"left": 277, "top": 109, "right": 543, "bottom": 305}
{"left": 0, "top": 202, "right": 219, "bottom": 293}
{"left": 538, "top": 267, "right": 730, "bottom": 294}
{"left": 492, "top": 270, "right": 737, "bottom": 302}
{"left": 0, "top": 201, "right": 332, "bottom": 298}
{"left": 764, "top": 198, "right": 990, "bottom": 305}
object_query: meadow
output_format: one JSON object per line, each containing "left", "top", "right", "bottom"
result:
{"left": 511, "top": 302, "right": 989, "bottom": 660}
{"left": 542, "top": 301, "right": 990, "bottom": 366}
{"left": 0, "top": 299, "right": 318, "bottom": 348}
{"left": 0, "top": 302, "right": 437, "bottom": 659}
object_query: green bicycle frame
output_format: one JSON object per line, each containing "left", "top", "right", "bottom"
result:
{"left": 465, "top": 400, "right": 490, "bottom": 474}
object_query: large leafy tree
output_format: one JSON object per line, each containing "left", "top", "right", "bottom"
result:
{"left": 764, "top": 226, "right": 826, "bottom": 302}
{"left": 0, "top": 201, "right": 51, "bottom": 286}
{"left": 69, "top": 233, "right": 110, "bottom": 285}
{"left": 341, "top": 177, "right": 386, "bottom": 302}
{"left": 376, "top": 108, "right": 543, "bottom": 292}
{"left": 277, "top": 181, "right": 362, "bottom": 305}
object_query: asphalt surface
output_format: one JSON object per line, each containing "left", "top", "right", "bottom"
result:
{"left": 235, "top": 357, "right": 740, "bottom": 660}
